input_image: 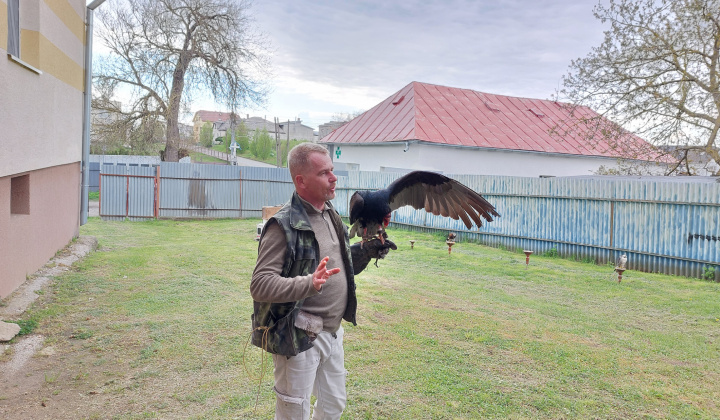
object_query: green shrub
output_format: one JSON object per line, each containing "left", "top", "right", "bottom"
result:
{"left": 251, "top": 128, "right": 273, "bottom": 160}
{"left": 199, "top": 122, "right": 213, "bottom": 147}
{"left": 544, "top": 247, "right": 559, "bottom": 258}
{"left": 703, "top": 266, "right": 717, "bottom": 282}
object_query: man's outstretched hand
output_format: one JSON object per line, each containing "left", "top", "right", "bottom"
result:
{"left": 313, "top": 256, "right": 341, "bottom": 291}
{"left": 350, "top": 237, "right": 397, "bottom": 275}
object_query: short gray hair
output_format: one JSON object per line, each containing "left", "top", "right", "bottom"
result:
{"left": 288, "top": 143, "right": 330, "bottom": 179}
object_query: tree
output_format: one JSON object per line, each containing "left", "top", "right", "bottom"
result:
{"left": 93, "top": 0, "right": 269, "bottom": 162}
{"left": 236, "top": 121, "right": 250, "bottom": 154}
{"left": 251, "top": 128, "right": 273, "bottom": 160}
{"left": 559, "top": 0, "right": 720, "bottom": 175}
{"left": 331, "top": 110, "right": 365, "bottom": 122}
{"left": 91, "top": 100, "right": 166, "bottom": 155}
{"left": 199, "top": 122, "right": 213, "bottom": 147}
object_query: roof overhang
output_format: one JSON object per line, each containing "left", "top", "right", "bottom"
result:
{"left": 324, "top": 139, "right": 661, "bottom": 163}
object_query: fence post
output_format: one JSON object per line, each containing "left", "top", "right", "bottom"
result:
{"left": 125, "top": 172, "right": 130, "bottom": 218}
{"left": 154, "top": 165, "right": 160, "bottom": 219}
{"left": 99, "top": 173, "right": 102, "bottom": 217}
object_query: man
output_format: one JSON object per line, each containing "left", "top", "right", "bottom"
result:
{"left": 250, "top": 142, "right": 355, "bottom": 419}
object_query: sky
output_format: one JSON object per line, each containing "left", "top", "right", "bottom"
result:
{"left": 96, "top": 0, "right": 609, "bottom": 131}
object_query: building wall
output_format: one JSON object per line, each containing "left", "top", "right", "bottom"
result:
{"left": 0, "top": 0, "right": 86, "bottom": 298}
{"left": 287, "top": 120, "right": 314, "bottom": 142}
{"left": 319, "top": 121, "right": 345, "bottom": 140}
{"left": 0, "top": 163, "right": 81, "bottom": 297}
{"left": 330, "top": 142, "right": 628, "bottom": 177}
{"left": 1, "top": 0, "right": 85, "bottom": 178}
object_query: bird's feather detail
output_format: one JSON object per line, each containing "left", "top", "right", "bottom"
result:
{"left": 348, "top": 171, "right": 499, "bottom": 241}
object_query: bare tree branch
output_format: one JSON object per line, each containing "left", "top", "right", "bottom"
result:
{"left": 557, "top": 0, "right": 720, "bottom": 175}
{"left": 93, "top": 0, "right": 270, "bottom": 161}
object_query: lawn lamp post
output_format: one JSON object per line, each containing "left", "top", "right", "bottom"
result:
{"left": 523, "top": 250, "right": 533, "bottom": 269}
{"left": 446, "top": 239, "right": 455, "bottom": 255}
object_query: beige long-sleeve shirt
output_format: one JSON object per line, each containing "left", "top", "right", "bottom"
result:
{"left": 250, "top": 197, "right": 348, "bottom": 333}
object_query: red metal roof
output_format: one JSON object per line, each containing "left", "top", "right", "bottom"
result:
{"left": 320, "top": 81, "right": 659, "bottom": 160}
{"left": 193, "top": 110, "right": 233, "bottom": 123}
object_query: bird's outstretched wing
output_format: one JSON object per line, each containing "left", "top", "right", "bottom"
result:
{"left": 386, "top": 171, "right": 499, "bottom": 229}
{"left": 349, "top": 192, "right": 364, "bottom": 225}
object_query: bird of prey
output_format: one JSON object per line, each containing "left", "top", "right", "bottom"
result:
{"left": 349, "top": 171, "right": 499, "bottom": 243}
{"left": 616, "top": 254, "right": 627, "bottom": 270}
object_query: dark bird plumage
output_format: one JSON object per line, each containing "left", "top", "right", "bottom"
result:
{"left": 349, "top": 171, "right": 500, "bottom": 241}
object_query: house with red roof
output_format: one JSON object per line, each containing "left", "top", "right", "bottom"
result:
{"left": 319, "top": 82, "right": 663, "bottom": 177}
{"left": 193, "top": 110, "right": 234, "bottom": 143}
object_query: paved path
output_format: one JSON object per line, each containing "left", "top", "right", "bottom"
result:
{"left": 89, "top": 200, "right": 99, "bottom": 217}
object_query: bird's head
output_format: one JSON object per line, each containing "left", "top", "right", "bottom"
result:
{"left": 383, "top": 213, "right": 391, "bottom": 227}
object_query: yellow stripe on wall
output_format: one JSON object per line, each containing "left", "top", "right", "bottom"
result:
{"left": 40, "top": 31, "right": 84, "bottom": 91}
{"left": 43, "top": 0, "right": 85, "bottom": 43}
{"left": 20, "top": 29, "right": 41, "bottom": 68}
{"left": 0, "top": 2, "right": 8, "bottom": 50}
{"left": 21, "top": 29, "right": 84, "bottom": 91}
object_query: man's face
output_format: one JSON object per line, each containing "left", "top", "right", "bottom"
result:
{"left": 296, "top": 152, "right": 337, "bottom": 208}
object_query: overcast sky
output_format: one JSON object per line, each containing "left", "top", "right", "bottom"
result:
{"left": 193, "top": 0, "right": 608, "bottom": 130}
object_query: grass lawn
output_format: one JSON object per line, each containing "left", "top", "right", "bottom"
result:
{"left": 211, "top": 139, "right": 308, "bottom": 167}
{"left": 12, "top": 218, "right": 720, "bottom": 418}
{"left": 188, "top": 150, "right": 229, "bottom": 164}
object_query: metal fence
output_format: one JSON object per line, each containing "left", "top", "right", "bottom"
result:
{"left": 99, "top": 162, "right": 294, "bottom": 221}
{"left": 99, "top": 162, "right": 720, "bottom": 279}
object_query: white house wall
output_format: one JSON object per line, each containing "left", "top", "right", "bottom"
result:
{"left": 331, "top": 143, "right": 624, "bottom": 177}
{"left": 0, "top": 0, "right": 84, "bottom": 179}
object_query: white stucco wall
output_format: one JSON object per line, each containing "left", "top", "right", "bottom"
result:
{"left": 0, "top": 0, "right": 85, "bottom": 179}
{"left": 330, "top": 142, "right": 625, "bottom": 177}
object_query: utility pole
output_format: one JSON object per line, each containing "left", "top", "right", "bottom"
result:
{"left": 275, "top": 117, "right": 281, "bottom": 167}
{"left": 286, "top": 119, "right": 290, "bottom": 167}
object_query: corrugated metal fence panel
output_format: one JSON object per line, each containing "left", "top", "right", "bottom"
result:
{"left": 159, "top": 163, "right": 241, "bottom": 219}
{"left": 99, "top": 164, "right": 127, "bottom": 221}
{"left": 100, "top": 164, "right": 719, "bottom": 278}
{"left": 127, "top": 165, "right": 156, "bottom": 221}
{"left": 100, "top": 164, "right": 156, "bottom": 221}
{"left": 89, "top": 162, "right": 100, "bottom": 192}
{"left": 240, "top": 166, "right": 294, "bottom": 218}
{"left": 336, "top": 171, "right": 720, "bottom": 279}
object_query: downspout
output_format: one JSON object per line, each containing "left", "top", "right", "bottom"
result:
{"left": 81, "top": 0, "right": 106, "bottom": 226}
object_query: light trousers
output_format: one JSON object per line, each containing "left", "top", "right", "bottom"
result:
{"left": 272, "top": 326, "right": 347, "bottom": 420}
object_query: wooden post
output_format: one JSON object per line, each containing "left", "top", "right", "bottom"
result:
{"left": 286, "top": 119, "right": 290, "bottom": 166}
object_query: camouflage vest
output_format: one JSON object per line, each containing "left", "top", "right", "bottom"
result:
{"left": 251, "top": 192, "right": 357, "bottom": 356}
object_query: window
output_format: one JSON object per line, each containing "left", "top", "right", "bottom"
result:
{"left": 7, "top": 0, "right": 20, "bottom": 57}
{"left": 11, "top": 174, "right": 30, "bottom": 215}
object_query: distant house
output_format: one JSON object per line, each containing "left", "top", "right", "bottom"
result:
{"left": 193, "top": 111, "right": 316, "bottom": 142}
{"left": 193, "top": 111, "right": 234, "bottom": 143}
{"left": 658, "top": 146, "right": 720, "bottom": 176}
{"left": 285, "top": 119, "right": 315, "bottom": 142}
{"left": 242, "top": 116, "right": 314, "bottom": 142}
{"left": 319, "top": 81, "right": 662, "bottom": 177}
{"left": 319, "top": 121, "right": 347, "bottom": 141}
{"left": 1, "top": 0, "right": 88, "bottom": 298}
